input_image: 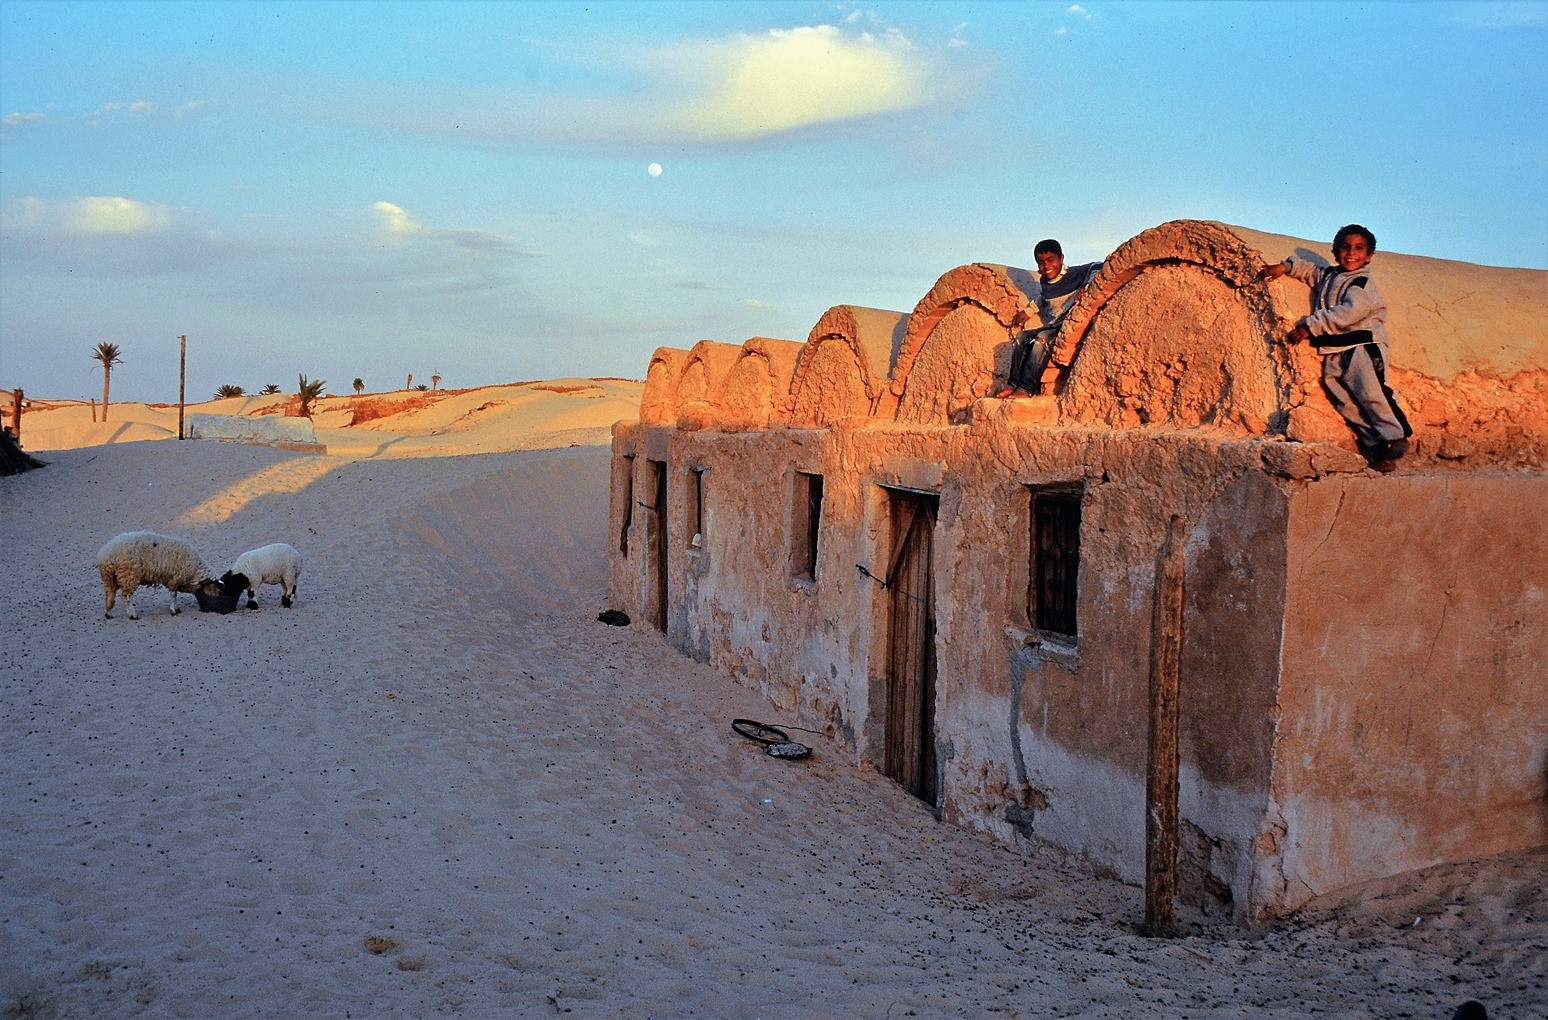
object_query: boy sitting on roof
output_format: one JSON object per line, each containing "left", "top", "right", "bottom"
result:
{"left": 997, "top": 239, "right": 1104, "bottom": 397}
{"left": 1260, "top": 223, "right": 1413, "bottom": 473}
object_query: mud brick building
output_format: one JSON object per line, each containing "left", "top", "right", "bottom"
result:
{"left": 608, "top": 220, "right": 1547, "bottom": 921}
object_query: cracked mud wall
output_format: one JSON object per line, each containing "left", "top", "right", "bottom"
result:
{"left": 639, "top": 348, "right": 688, "bottom": 425}
{"left": 892, "top": 302, "right": 1011, "bottom": 425}
{"left": 889, "top": 264, "right": 1035, "bottom": 425}
{"left": 672, "top": 339, "right": 743, "bottom": 432}
{"left": 788, "top": 305, "right": 905, "bottom": 427}
{"left": 716, "top": 338, "right": 803, "bottom": 432}
{"left": 1059, "top": 263, "right": 1285, "bottom": 433}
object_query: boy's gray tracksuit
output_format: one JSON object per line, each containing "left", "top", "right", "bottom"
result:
{"left": 1283, "top": 256, "right": 1412, "bottom": 449}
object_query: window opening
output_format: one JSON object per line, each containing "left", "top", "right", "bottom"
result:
{"left": 648, "top": 459, "right": 668, "bottom": 632}
{"left": 1028, "top": 487, "right": 1081, "bottom": 638}
{"left": 619, "top": 454, "right": 635, "bottom": 556}
{"left": 687, "top": 467, "right": 705, "bottom": 549}
{"left": 790, "top": 471, "right": 824, "bottom": 580}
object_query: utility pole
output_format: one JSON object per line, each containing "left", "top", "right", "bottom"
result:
{"left": 178, "top": 335, "right": 187, "bottom": 440}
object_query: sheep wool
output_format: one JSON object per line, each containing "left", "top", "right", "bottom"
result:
{"left": 97, "top": 531, "right": 210, "bottom": 620}
{"left": 223, "top": 543, "right": 303, "bottom": 609}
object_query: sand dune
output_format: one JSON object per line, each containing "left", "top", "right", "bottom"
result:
{"left": 0, "top": 383, "right": 1541, "bottom": 1018}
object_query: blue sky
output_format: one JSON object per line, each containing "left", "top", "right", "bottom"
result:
{"left": 2, "top": 1, "right": 1544, "bottom": 403}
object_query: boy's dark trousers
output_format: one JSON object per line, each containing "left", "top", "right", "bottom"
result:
{"left": 1007, "top": 328, "right": 1056, "bottom": 394}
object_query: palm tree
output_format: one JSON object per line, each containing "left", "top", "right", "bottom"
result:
{"left": 91, "top": 342, "right": 123, "bottom": 422}
{"left": 297, "top": 374, "right": 327, "bottom": 418}
{"left": 352, "top": 377, "right": 364, "bottom": 395}
{"left": 214, "top": 384, "right": 245, "bottom": 399}
{"left": 260, "top": 383, "right": 281, "bottom": 395}
{"left": 415, "top": 383, "right": 429, "bottom": 392}
{"left": 431, "top": 371, "right": 441, "bottom": 392}
{"left": 406, "top": 373, "right": 413, "bottom": 390}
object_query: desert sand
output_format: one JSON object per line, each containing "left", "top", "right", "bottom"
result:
{"left": 1, "top": 383, "right": 1541, "bottom": 1018}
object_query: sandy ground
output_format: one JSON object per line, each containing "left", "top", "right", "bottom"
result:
{"left": 1, "top": 388, "right": 1543, "bottom": 1019}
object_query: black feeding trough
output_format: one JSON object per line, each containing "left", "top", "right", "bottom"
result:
{"left": 194, "top": 580, "right": 240, "bottom": 614}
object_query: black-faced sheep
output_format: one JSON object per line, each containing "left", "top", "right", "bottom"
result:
{"left": 97, "top": 531, "right": 213, "bottom": 619}
{"left": 220, "top": 543, "right": 303, "bottom": 608}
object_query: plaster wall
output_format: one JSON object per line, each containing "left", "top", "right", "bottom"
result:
{"left": 1266, "top": 475, "right": 1548, "bottom": 908}
{"left": 612, "top": 414, "right": 1305, "bottom": 917}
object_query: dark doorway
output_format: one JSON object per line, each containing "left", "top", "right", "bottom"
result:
{"left": 882, "top": 489, "right": 939, "bottom": 805}
{"left": 647, "top": 459, "right": 669, "bottom": 631}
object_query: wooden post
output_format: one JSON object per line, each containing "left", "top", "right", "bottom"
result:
{"left": 90, "top": 398, "right": 97, "bottom": 423}
{"left": 10, "top": 388, "right": 21, "bottom": 444}
{"left": 178, "top": 335, "right": 187, "bottom": 440}
{"left": 1144, "top": 514, "right": 1188, "bottom": 936}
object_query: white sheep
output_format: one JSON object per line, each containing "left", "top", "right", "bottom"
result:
{"left": 97, "top": 531, "right": 212, "bottom": 620}
{"left": 221, "top": 543, "right": 303, "bottom": 609}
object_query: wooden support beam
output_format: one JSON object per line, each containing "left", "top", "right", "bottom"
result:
{"left": 1144, "top": 514, "right": 1188, "bottom": 936}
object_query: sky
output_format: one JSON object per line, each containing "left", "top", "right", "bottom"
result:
{"left": 2, "top": 1, "right": 1545, "bottom": 404}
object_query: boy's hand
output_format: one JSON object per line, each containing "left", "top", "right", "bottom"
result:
{"left": 1259, "top": 262, "right": 1289, "bottom": 281}
{"left": 1288, "top": 323, "right": 1312, "bottom": 344}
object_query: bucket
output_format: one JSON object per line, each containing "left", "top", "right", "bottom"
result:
{"left": 195, "top": 583, "right": 240, "bottom": 614}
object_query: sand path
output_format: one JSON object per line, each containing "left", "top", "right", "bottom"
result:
{"left": 1, "top": 438, "right": 1541, "bottom": 1018}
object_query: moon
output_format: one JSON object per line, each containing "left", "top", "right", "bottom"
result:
{"left": 647, "top": 162, "right": 663, "bottom": 177}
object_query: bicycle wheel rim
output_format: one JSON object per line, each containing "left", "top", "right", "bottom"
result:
{"left": 731, "top": 718, "right": 789, "bottom": 745}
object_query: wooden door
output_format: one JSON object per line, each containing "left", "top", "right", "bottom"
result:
{"left": 883, "top": 491, "right": 939, "bottom": 805}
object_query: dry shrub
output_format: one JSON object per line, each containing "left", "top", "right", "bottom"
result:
{"left": 530, "top": 383, "right": 600, "bottom": 396}
{"left": 348, "top": 396, "right": 433, "bottom": 426}
{"left": 364, "top": 935, "right": 399, "bottom": 954}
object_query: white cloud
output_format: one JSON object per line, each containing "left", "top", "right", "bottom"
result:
{"left": 373, "top": 200, "right": 423, "bottom": 238}
{"left": 0, "top": 195, "right": 180, "bottom": 236}
{"left": 667, "top": 25, "right": 931, "bottom": 142}
{"left": 2, "top": 111, "right": 45, "bottom": 130}
{"left": 369, "top": 201, "right": 534, "bottom": 257}
{"left": 1067, "top": 5, "right": 1092, "bottom": 18}
{"left": 74, "top": 196, "right": 175, "bottom": 234}
{"left": 275, "top": 22, "right": 970, "bottom": 151}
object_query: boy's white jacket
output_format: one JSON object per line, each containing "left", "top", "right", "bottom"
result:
{"left": 1283, "top": 255, "right": 1390, "bottom": 354}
